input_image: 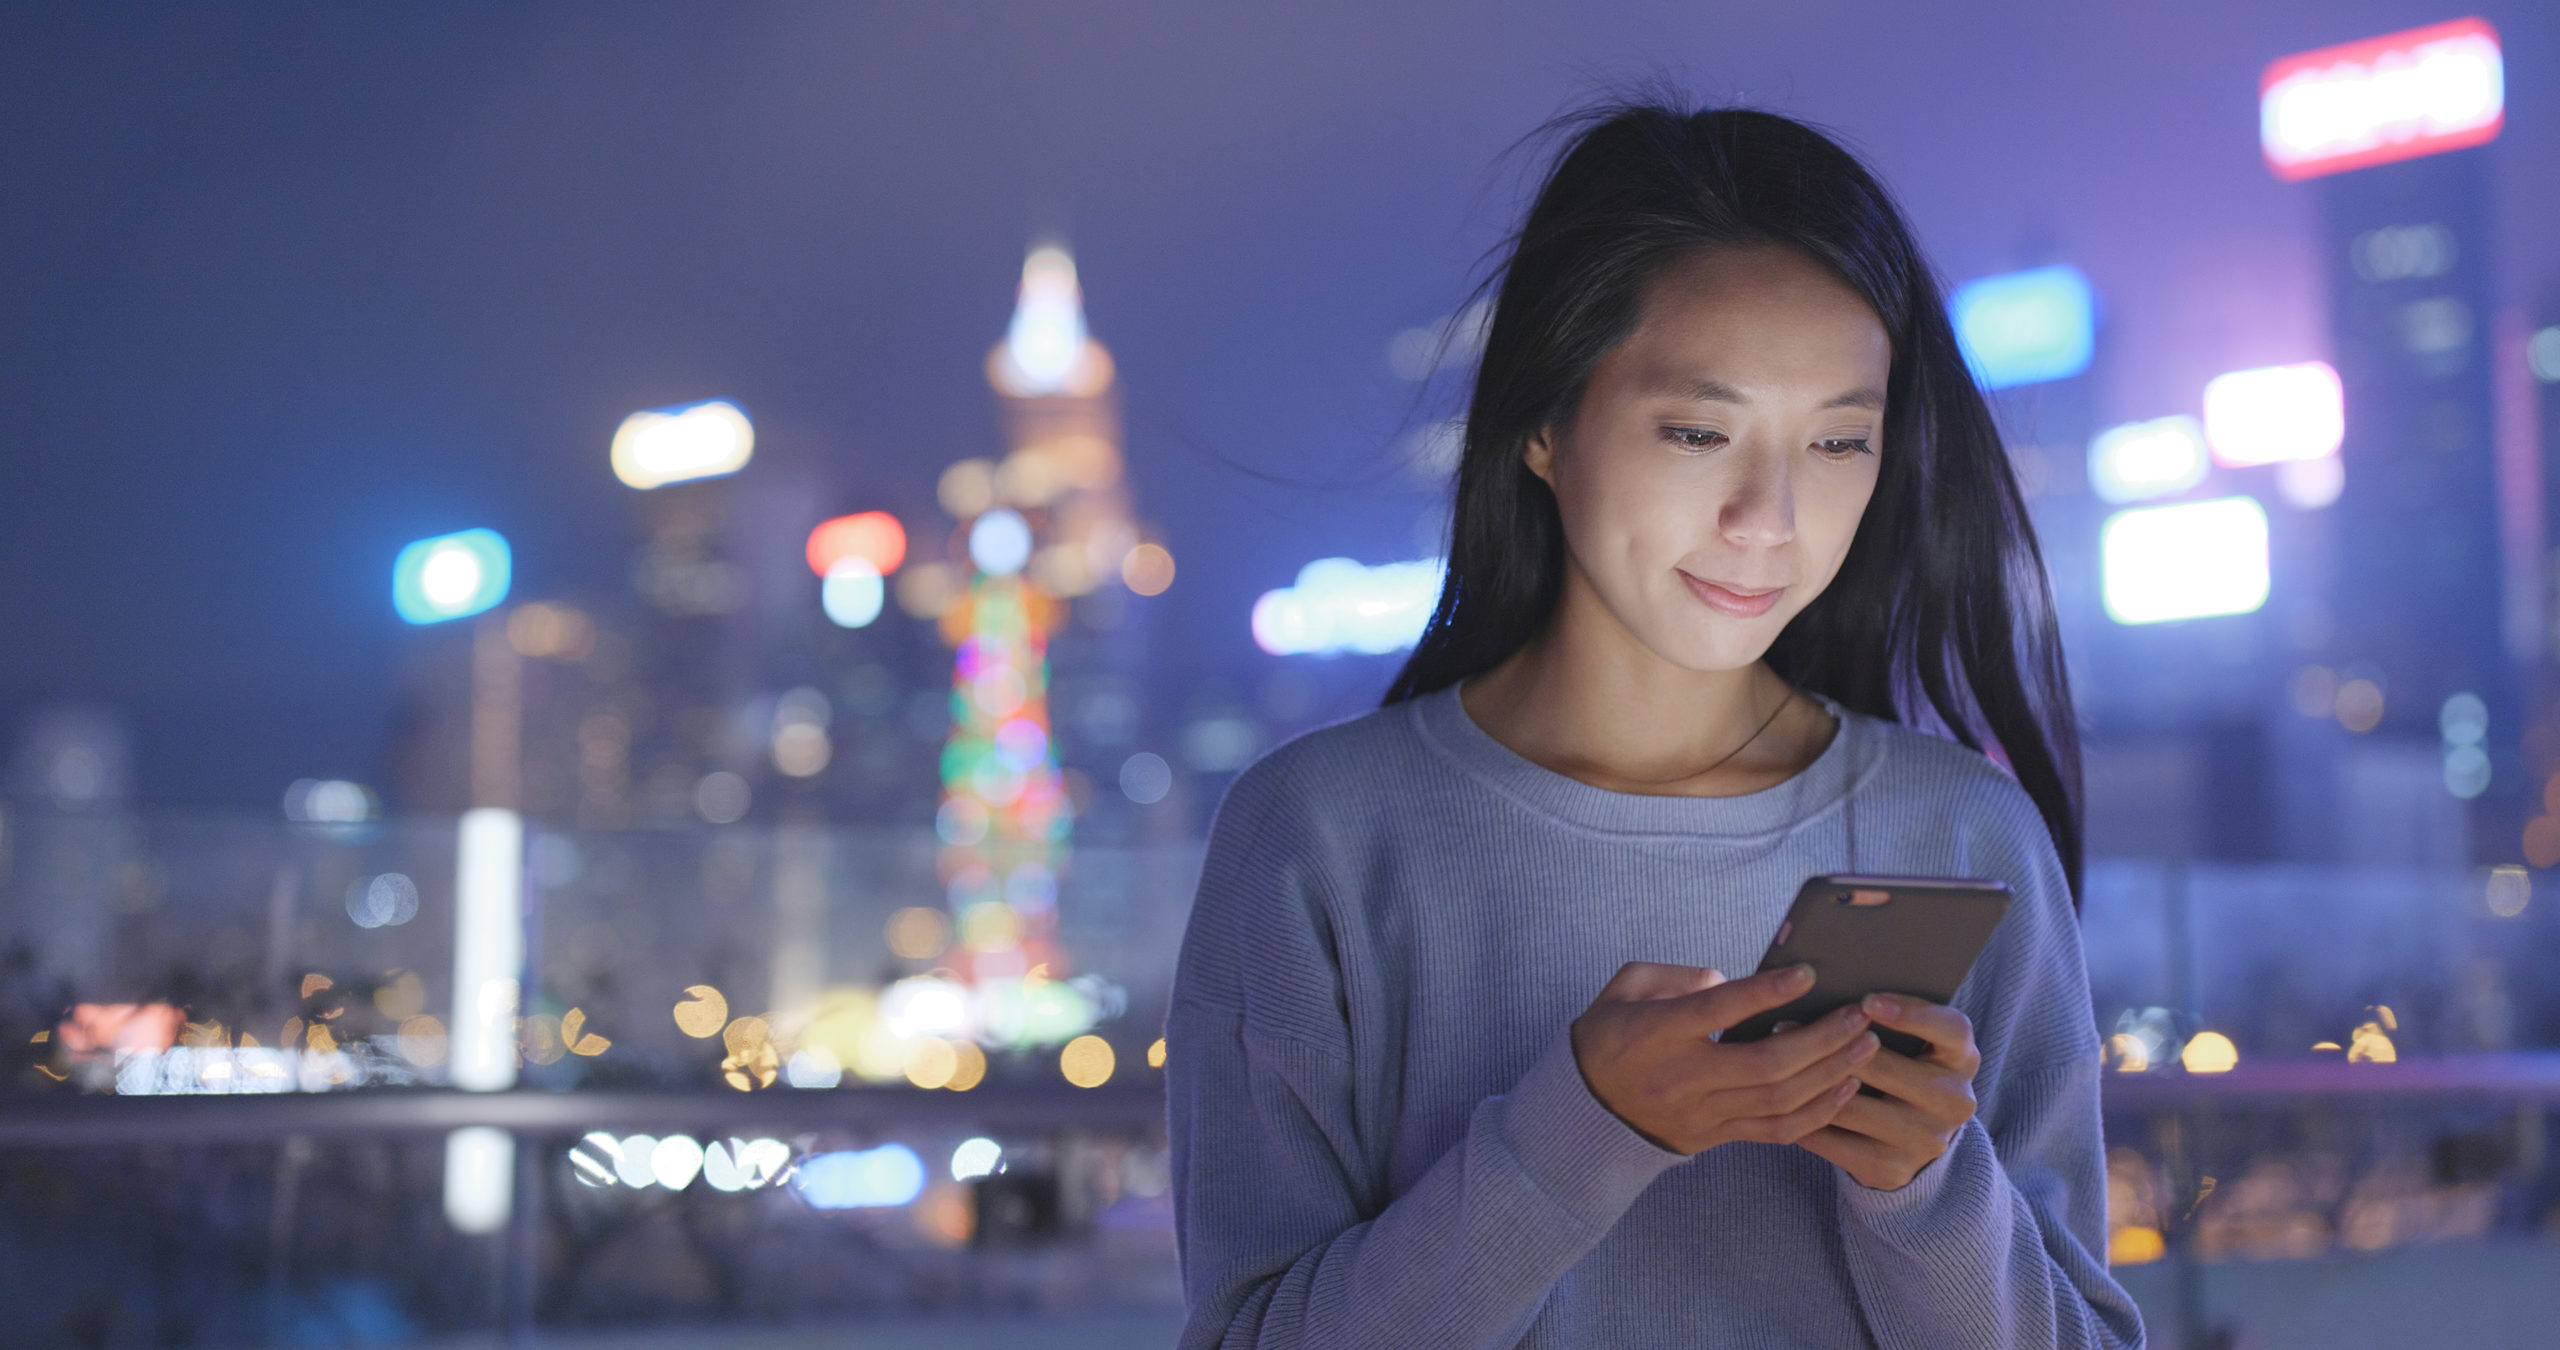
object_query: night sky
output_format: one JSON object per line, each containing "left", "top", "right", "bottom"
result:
{"left": 3, "top": 2, "right": 2554, "bottom": 808}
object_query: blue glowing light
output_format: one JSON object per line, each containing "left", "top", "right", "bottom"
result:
{"left": 392, "top": 528, "right": 512, "bottom": 625}
{"left": 969, "top": 508, "right": 1033, "bottom": 576}
{"left": 1949, "top": 265, "right": 2096, "bottom": 390}
{"left": 796, "top": 1143, "right": 926, "bottom": 1209}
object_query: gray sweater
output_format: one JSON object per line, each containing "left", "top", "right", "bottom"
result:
{"left": 1165, "top": 680, "right": 2144, "bottom": 1348}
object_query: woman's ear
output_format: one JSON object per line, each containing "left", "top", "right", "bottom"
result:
{"left": 1522, "top": 427, "right": 1557, "bottom": 488}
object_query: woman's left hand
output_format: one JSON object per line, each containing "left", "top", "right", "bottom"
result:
{"left": 1794, "top": 992, "right": 1979, "bottom": 1191}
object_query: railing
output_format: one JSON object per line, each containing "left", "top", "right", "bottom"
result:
{"left": 8, "top": 808, "right": 2560, "bottom": 1346}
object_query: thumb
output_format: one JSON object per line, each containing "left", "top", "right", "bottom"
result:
{"left": 1593, "top": 961, "right": 1726, "bottom": 1005}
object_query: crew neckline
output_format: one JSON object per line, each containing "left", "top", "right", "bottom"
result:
{"left": 1409, "top": 676, "right": 1872, "bottom": 841}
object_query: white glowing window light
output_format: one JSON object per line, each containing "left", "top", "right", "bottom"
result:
{"left": 995, "top": 245, "right": 1090, "bottom": 396}
{"left": 444, "top": 1127, "right": 514, "bottom": 1234}
{"left": 1947, "top": 265, "right": 2096, "bottom": 390}
{"left": 2101, "top": 497, "right": 2271, "bottom": 626}
{"left": 610, "top": 399, "right": 755, "bottom": 490}
{"left": 1253, "top": 557, "right": 1445, "bottom": 656}
{"left": 797, "top": 1143, "right": 927, "bottom": 1209}
{"left": 2087, "top": 416, "right": 2208, "bottom": 504}
{"left": 2202, "top": 362, "right": 2344, "bottom": 468}
{"left": 2260, "top": 18, "right": 2503, "bottom": 182}
{"left": 392, "top": 528, "right": 511, "bottom": 625}
{"left": 449, "top": 807, "right": 525, "bottom": 1092}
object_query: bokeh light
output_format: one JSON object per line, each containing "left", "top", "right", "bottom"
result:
{"left": 694, "top": 772, "right": 750, "bottom": 823}
{"left": 2259, "top": 18, "right": 2504, "bottom": 181}
{"left": 1120, "top": 542, "right": 1175, "bottom": 596}
{"left": 2203, "top": 362, "right": 2344, "bottom": 467}
{"left": 805, "top": 510, "right": 908, "bottom": 577}
{"left": 2486, "top": 866, "right": 2531, "bottom": 918}
{"left": 1948, "top": 264, "right": 2096, "bottom": 389}
{"left": 1059, "top": 1034, "right": 1115, "bottom": 1088}
{"left": 284, "top": 778, "right": 378, "bottom": 824}
{"left": 610, "top": 399, "right": 754, "bottom": 489}
{"left": 798, "top": 1144, "right": 926, "bottom": 1209}
{"left": 821, "top": 558, "right": 886, "bottom": 628}
{"left": 392, "top": 528, "right": 511, "bottom": 625}
{"left": 950, "top": 1137, "right": 1001, "bottom": 1181}
{"left": 672, "top": 985, "right": 729, "bottom": 1038}
{"left": 1252, "top": 557, "right": 1440, "bottom": 655}
{"left": 2100, "top": 497, "right": 2270, "bottom": 625}
{"left": 969, "top": 509, "right": 1034, "bottom": 576}
{"left": 885, "top": 907, "right": 953, "bottom": 960}
{"left": 2181, "top": 1031, "right": 2239, "bottom": 1074}
{"left": 2087, "top": 416, "right": 2208, "bottom": 504}
{"left": 1119, "top": 752, "right": 1171, "bottom": 805}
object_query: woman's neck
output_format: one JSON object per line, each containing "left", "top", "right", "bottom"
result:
{"left": 1455, "top": 591, "right": 1837, "bottom": 799}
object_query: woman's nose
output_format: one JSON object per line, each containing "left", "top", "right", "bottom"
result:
{"left": 1718, "top": 452, "right": 1796, "bottom": 547}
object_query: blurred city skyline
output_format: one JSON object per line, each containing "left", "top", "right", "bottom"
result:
{"left": 5, "top": 1, "right": 2558, "bottom": 809}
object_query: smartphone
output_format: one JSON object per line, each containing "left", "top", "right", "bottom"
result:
{"left": 1718, "top": 874, "right": 2010, "bottom": 1060}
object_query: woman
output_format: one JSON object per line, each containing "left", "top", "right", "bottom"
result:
{"left": 1165, "top": 103, "right": 2144, "bottom": 1349}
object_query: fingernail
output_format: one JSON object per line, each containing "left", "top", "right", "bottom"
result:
{"left": 1864, "top": 993, "right": 1900, "bottom": 1017}
{"left": 1852, "top": 1032, "right": 1879, "bottom": 1058}
{"left": 1790, "top": 963, "right": 1816, "bottom": 987}
{"left": 1841, "top": 1009, "right": 1869, "bottom": 1032}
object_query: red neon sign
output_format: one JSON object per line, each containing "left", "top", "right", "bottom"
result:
{"left": 2260, "top": 17, "right": 2503, "bottom": 181}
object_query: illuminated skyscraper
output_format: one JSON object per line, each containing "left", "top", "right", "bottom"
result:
{"left": 908, "top": 244, "right": 1160, "bottom": 1044}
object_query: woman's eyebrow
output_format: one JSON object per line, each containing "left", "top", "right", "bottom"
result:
{"left": 1648, "top": 377, "right": 1885, "bottom": 411}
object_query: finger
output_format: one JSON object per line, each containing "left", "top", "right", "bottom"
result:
{"left": 1722, "top": 1076, "right": 1861, "bottom": 1147}
{"left": 1850, "top": 1049, "right": 1977, "bottom": 1122}
{"left": 1673, "top": 963, "right": 1819, "bottom": 1034}
{"left": 1595, "top": 961, "right": 1727, "bottom": 1005}
{"left": 1860, "top": 994, "right": 1978, "bottom": 1070}
{"left": 1796, "top": 1124, "right": 1902, "bottom": 1177}
{"left": 1718, "top": 1001, "right": 1873, "bottom": 1081}
{"left": 1825, "top": 1091, "right": 1950, "bottom": 1155}
{"left": 1712, "top": 1029, "right": 1879, "bottom": 1118}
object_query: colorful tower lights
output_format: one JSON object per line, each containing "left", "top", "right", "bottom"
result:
{"left": 913, "top": 243, "right": 1159, "bottom": 1051}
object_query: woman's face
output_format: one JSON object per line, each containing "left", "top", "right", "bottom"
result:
{"left": 1526, "top": 242, "right": 1891, "bottom": 673}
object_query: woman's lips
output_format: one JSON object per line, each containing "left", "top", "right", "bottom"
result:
{"left": 1679, "top": 569, "right": 1782, "bottom": 618}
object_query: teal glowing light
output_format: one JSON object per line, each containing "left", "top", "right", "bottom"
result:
{"left": 1949, "top": 264, "right": 2095, "bottom": 390}
{"left": 393, "top": 528, "right": 512, "bottom": 624}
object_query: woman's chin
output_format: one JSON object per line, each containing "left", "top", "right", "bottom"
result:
{"left": 1641, "top": 623, "right": 1781, "bottom": 676}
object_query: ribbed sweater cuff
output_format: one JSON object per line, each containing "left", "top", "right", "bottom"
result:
{"left": 1496, "top": 1025, "right": 1687, "bottom": 1230}
{"left": 1837, "top": 1116, "right": 1997, "bottom": 1243}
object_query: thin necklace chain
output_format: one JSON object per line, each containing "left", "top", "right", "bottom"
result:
{"left": 1617, "top": 676, "right": 1798, "bottom": 789}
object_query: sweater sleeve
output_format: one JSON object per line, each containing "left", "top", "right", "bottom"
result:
{"left": 1165, "top": 759, "right": 1685, "bottom": 1349}
{"left": 1831, "top": 770, "right": 2147, "bottom": 1349}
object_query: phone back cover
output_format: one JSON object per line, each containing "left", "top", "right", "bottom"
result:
{"left": 1722, "top": 876, "right": 2010, "bottom": 1050}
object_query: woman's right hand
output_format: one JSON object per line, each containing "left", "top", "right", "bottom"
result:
{"left": 1568, "top": 961, "right": 1880, "bottom": 1155}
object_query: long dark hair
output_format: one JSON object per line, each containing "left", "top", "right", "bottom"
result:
{"left": 1383, "top": 103, "right": 2085, "bottom": 903}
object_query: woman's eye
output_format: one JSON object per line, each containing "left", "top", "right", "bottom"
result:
{"left": 1663, "top": 427, "right": 1726, "bottom": 452}
{"left": 1815, "top": 438, "right": 1874, "bottom": 459}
